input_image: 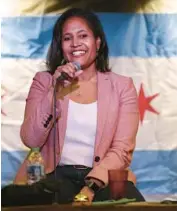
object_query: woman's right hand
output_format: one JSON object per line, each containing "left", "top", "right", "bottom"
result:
{"left": 53, "top": 62, "right": 83, "bottom": 87}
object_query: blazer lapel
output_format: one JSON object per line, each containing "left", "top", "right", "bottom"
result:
{"left": 58, "top": 96, "right": 69, "bottom": 153}
{"left": 95, "top": 72, "right": 111, "bottom": 152}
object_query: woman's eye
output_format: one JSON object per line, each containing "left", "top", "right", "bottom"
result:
{"left": 80, "top": 34, "right": 87, "bottom": 38}
{"left": 63, "top": 37, "right": 71, "bottom": 41}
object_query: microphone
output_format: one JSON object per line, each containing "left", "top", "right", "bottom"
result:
{"left": 57, "top": 62, "right": 81, "bottom": 82}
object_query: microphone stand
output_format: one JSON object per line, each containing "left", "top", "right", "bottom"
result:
{"left": 51, "top": 63, "right": 80, "bottom": 204}
{"left": 52, "top": 80, "right": 60, "bottom": 205}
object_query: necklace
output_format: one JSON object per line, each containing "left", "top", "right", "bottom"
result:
{"left": 70, "top": 83, "right": 82, "bottom": 96}
{"left": 70, "top": 74, "right": 97, "bottom": 97}
{"left": 75, "top": 90, "right": 82, "bottom": 96}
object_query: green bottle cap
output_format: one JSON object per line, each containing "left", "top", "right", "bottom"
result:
{"left": 32, "top": 148, "right": 40, "bottom": 152}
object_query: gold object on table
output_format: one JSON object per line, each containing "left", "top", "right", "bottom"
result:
{"left": 74, "top": 192, "right": 89, "bottom": 202}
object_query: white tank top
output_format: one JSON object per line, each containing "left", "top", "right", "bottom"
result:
{"left": 60, "top": 100, "right": 97, "bottom": 167}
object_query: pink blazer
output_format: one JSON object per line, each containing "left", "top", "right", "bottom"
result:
{"left": 14, "top": 71, "right": 139, "bottom": 185}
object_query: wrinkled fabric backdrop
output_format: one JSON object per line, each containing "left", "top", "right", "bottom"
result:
{"left": 1, "top": 0, "right": 177, "bottom": 201}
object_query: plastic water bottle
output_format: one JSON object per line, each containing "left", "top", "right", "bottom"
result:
{"left": 27, "top": 147, "right": 45, "bottom": 185}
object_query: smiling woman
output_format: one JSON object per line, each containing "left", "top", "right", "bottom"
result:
{"left": 61, "top": 16, "right": 101, "bottom": 71}
{"left": 12, "top": 8, "right": 145, "bottom": 204}
{"left": 46, "top": 8, "right": 109, "bottom": 75}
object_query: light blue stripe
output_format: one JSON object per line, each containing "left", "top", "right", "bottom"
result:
{"left": 1, "top": 150, "right": 177, "bottom": 195}
{"left": 131, "top": 151, "right": 177, "bottom": 195}
{"left": 1, "top": 13, "right": 177, "bottom": 58}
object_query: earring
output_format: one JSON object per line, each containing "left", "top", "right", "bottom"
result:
{"left": 61, "top": 58, "right": 67, "bottom": 65}
{"left": 96, "top": 49, "right": 99, "bottom": 56}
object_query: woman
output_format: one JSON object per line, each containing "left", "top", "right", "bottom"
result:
{"left": 14, "top": 8, "right": 145, "bottom": 203}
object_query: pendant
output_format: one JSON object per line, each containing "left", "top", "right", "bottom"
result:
{"left": 76, "top": 91, "right": 81, "bottom": 96}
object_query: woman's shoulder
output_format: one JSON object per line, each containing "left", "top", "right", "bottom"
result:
{"left": 104, "top": 72, "right": 137, "bottom": 96}
{"left": 33, "top": 71, "right": 52, "bottom": 81}
{"left": 104, "top": 71, "right": 133, "bottom": 85}
{"left": 34, "top": 70, "right": 52, "bottom": 79}
{"left": 32, "top": 71, "right": 53, "bottom": 87}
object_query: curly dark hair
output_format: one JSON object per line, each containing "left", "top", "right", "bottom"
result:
{"left": 46, "top": 8, "right": 110, "bottom": 74}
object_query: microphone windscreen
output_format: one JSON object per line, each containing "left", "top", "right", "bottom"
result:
{"left": 72, "top": 62, "right": 81, "bottom": 71}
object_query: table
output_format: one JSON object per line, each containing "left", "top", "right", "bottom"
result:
{"left": 2, "top": 202, "right": 177, "bottom": 211}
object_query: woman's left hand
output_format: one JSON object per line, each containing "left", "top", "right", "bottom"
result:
{"left": 80, "top": 186, "right": 95, "bottom": 202}
{"left": 73, "top": 186, "right": 95, "bottom": 205}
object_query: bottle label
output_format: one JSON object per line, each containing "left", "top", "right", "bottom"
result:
{"left": 27, "top": 164, "right": 45, "bottom": 184}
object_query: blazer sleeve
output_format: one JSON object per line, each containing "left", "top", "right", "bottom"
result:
{"left": 86, "top": 78, "right": 139, "bottom": 186}
{"left": 20, "top": 71, "right": 61, "bottom": 148}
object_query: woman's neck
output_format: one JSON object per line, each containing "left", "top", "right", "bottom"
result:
{"left": 78, "top": 65, "right": 97, "bottom": 82}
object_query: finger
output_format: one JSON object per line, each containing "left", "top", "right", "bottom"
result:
{"left": 53, "top": 70, "right": 61, "bottom": 80}
{"left": 59, "top": 66, "right": 74, "bottom": 79}
{"left": 58, "top": 63, "right": 76, "bottom": 75}
{"left": 67, "top": 62, "right": 78, "bottom": 72}
{"left": 84, "top": 201, "right": 92, "bottom": 206}
{"left": 87, "top": 195, "right": 94, "bottom": 202}
{"left": 65, "top": 63, "right": 79, "bottom": 78}
{"left": 75, "top": 70, "right": 83, "bottom": 77}
{"left": 63, "top": 80, "right": 71, "bottom": 87}
{"left": 67, "top": 63, "right": 82, "bottom": 77}
{"left": 56, "top": 65, "right": 73, "bottom": 77}
{"left": 54, "top": 64, "right": 81, "bottom": 83}
{"left": 67, "top": 62, "right": 80, "bottom": 71}
{"left": 72, "top": 202, "right": 91, "bottom": 206}
{"left": 72, "top": 202, "right": 83, "bottom": 206}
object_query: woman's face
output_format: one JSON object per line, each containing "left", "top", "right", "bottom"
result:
{"left": 61, "top": 16, "right": 100, "bottom": 70}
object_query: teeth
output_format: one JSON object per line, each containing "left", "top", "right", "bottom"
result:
{"left": 72, "top": 51, "right": 85, "bottom": 56}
